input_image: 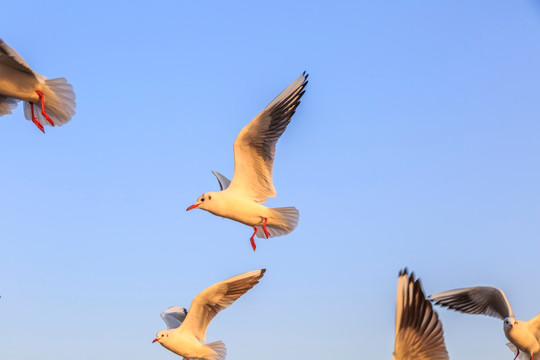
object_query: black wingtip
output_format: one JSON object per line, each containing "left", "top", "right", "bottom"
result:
{"left": 399, "top": 267, "right": 409, "bottom": 277}
{"left": 399, "top": 267, "right": 419, "bottom": 285}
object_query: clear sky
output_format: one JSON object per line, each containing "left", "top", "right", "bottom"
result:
{"left": 1, "top": 1, "right": 539, "bottom": 359}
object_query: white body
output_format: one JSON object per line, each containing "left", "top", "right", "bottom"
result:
{"left": 202, "top": 190, "right": 298, "bottom": 237}
{"left": 159, "top": 332, "right": 222, "bottom": 360}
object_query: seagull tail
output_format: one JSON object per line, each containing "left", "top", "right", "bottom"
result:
{"left": 24, "top": 77, "right": 76, "bottom": 127}
{"left": 204, "top": 340, "right": 226, "bottom": 360}
{"left": 256, "top": 206, "right": 299, "bottom": 238}
{"left": 506, "top": 343, "right": 530, "bottom": 360}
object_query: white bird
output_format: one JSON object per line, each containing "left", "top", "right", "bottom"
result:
{"left": 153, "top": 269, "right": 265, "bottom": 360}
{"left": 394, "top": 268, "right": 449, "bottom": 360}
{"left": 0, "top": 38, "right": 75, "bottom": 133}
{"left": 430, "top": 286, "right": 540, "bottom": 360}
{"left": 186, "top": 73, "right": 307, "bottom": 251}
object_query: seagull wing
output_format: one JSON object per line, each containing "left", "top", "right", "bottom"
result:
{"left": 227, "top": 73, "right": 308, "bottom": 202}
{"left": 430, "top": 286, "right": 514, "bottom": 320}
{"left": 0, "top": 38, "right": 43, "bottom": 80}
{"left": 393, "top": 269, "right": 449, "bottom": 360}
{"left": 160, "top": 306, "right": 188, "bottom": 330}
{"left": 211, "top": 170, "right": 231, "bottom": 191}
{"left": 0, "top": 96, "right": 18, "bottom": 116}
{"left": 178, "top": 269, "right": 265, "bottom": 342}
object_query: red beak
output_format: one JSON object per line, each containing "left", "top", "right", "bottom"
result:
{"left": 152, "top": 338, "right": 159, "bottom": 343}
{"left": 186, "top": 203, "right": 200, "bottom": 211}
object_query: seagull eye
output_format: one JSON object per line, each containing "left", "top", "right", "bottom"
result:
{"left": 201, "top": 198, "right": 205, "bottom": 202}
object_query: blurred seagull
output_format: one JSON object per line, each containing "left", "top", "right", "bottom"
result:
{"left": 430, "top": 286, "right": 540, "bottom": 360}
{"left": 0, "top": 38, "right": 75, "bottom": 133}
{"left": 153, "top": 269, "right": 265, "bottom": 360}
{"left": 394, "top": 268, "right": 449, "bottom": 360}
{"left": 186, "top": 73, "right": 307, "bottom": 251}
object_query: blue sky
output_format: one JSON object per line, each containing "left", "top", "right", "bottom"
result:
{"left": 1, "top": 1, "right": 539, "bottom": 359}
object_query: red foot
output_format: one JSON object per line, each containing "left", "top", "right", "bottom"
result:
{"left": 250, "top": 227, "right": 257, "bottom": 251}
{"left": 29, "top": 102, "right": 44, "bottom": 133}
{"left": 512, "top": 349, "right": 520, "bottom": 360}
{"left": 262, "top": 217, "right": 270, "bottom": 239}
{"left": 35, "top": 90, "right": 54, "bottom": 126}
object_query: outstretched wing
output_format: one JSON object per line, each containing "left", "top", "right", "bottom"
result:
{"left": 211, "top": 170, "right": 231, "bottom": 191}
{"left": 0, "top": 38, "right": 43, "bottom": 81}
{"left": 430, "top": 286, "right": 514, "bottom": 320}
{"left": 0, "top": 96, "right": 18, "bottom": 116}
{"left": 160, "top": 306, "right": 188, "bottom": 330}
{"left": 393, "top": 268, "right": 449, "bottom": 360}
{"left": 227, "top": 73, "right": 308, "bottom": 202}
{"left": 179, "top": 269, "right": 265, "bottom": 341}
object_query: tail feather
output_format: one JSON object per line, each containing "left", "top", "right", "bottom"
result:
{"left": 204, "top": 341, "right": 226, "bottom": 360}
{"left": 256, "top": 206, "right": 299, "bottom": 238}
{"left": 506, "top": 343, "right": 530, "bottom": 360}
{"left": 24, "top": 77, "right": 76, "bottom": 127}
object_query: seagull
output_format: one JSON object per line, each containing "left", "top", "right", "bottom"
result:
{"left": 153, "top": 269, "right": 266, "bottom": 360}
{"left": 0, "top": 38, "right": 76, "bottom": 133}
{"left": 186, "top": 73, "right": 307, "bottom": 251}
{"left": 394, "top": 268, "right": 449, "bottom": 360}
{"left": 430, "top": 286, "right": 540, "bottom": 360}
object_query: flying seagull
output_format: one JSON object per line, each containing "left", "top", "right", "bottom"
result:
{"left": 0, "top": 38, "right": 76, "bottom": 132}
{"left": 430, "top": 286, "right": 540, "bottom": 360}
{"left": 186, "top": 73, "right": 307, "bottom": 251}
{"left": 394, "top": 268, "right": 449, "bottom": 360}
{"left": 153, "top": 269, "right": 265, "bottom": 360}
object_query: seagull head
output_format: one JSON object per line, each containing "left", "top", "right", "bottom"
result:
{"left": 504, "top": 317, "right": 518, "bottom": 329}
{"left": 152, "top": 330, "right": 170, "bottom": 344}
{"left": 186, "top": 192, "right": 217, "bottom": 211}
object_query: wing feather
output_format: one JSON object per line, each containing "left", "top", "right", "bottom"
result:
{"left": 430, "top": 286, "right": 514, "bottom": 320}
{"left": 394, "top": 269, "right": 449, "bottom": 360}
{"left": 0, "top": 38, "right": 42, "bottom": 80}
{"left": 227, "top": 73, "right": 308, "bottom": 202}
{"left": 0, "top": 96, "right": 18, "bottom": 116}
{"left": 179, "top": 269, "right": 265, "bottom": 341}
{"left": 212, "top": 170, "right": 231, "bottom": 191}
{"left": 160, "top": 306, "right": 188, "bottom": 330}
